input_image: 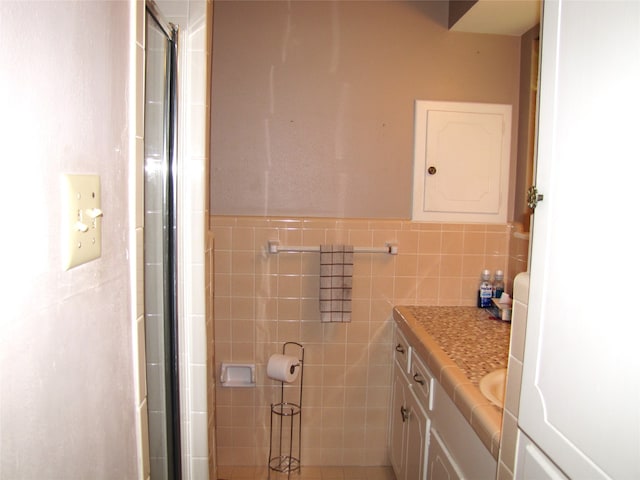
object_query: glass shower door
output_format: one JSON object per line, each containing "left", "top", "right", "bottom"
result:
{"left": 144, "top": 4, "right": 180, "bottom": 480}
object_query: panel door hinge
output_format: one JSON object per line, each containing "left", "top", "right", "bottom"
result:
{"left": 527, "top": 185, "right": 544, "bottom": 211}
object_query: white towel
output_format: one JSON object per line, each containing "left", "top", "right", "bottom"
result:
{"left": 319, "top": 244, "right": 353, "bottom": 322}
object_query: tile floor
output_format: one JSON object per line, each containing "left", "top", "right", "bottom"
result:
{"left": 216, "top": 466, "right": 396, "bottom": 480}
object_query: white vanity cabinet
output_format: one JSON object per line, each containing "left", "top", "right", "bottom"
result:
{"left": 389, "top": 363, "right": 409, "bottom": 476}
{"left": 389, "top": 323, "right": 497, "bottom": 480}
{"left": 389, "top": 328, "right": 432, "bottom": 480}
{"left": 429, "top": 375, "right": 497, "bottom": 478}
{"left": 427, "top": 429, "right": 464, "bottom": 480}
{"left": 390, "top": 362, "right": 430, "bottom": 480}
{"left": 404, "top": 382, "right": 429, "bottom": 480}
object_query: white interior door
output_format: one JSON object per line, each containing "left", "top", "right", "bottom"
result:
{"left": 518, "top": 1, "right": 640, "bottom": 478}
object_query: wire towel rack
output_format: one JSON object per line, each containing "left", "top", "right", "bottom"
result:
{"left": 267, "top": 240, "right": 398, "bottom": 255}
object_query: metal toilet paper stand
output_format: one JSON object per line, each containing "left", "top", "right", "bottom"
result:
{"left": 268, "top": 341, "right": 304, "bottom": 479}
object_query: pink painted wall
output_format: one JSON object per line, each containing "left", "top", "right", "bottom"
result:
{"left": 211, "top": 0, "right": 521, "bottom": 218}
{"left": 1, "top": 2, "right": 138, "bottom": 477}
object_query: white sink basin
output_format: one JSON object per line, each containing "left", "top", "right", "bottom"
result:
{"left": 479, "top": 368, "right": 507, "bottom": 408}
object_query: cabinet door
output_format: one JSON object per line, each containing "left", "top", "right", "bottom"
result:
{"left": 412, "top": 101, "right": 511, "bottom": 223}
{"left": 405, "top": 389, "right": 430, "bottom": 480}
{"left": 516, "top": 431, "right": 568, "bottom": 480}
{"left": 389, "top": 364, "right": 408, "bottom": 479}
{"left": 427, "top": 429, "right": 464, "bottom": 480}
{"left": 518, "top": 1, "right": 640, "bottom": 478}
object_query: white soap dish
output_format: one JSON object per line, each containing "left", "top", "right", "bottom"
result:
{"left": 220, "top": 363, "right": 256, "bottom": 387}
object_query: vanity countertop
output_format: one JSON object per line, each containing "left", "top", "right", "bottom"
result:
{"left": 393, "top": 305, "right": 511, "bottom": 459}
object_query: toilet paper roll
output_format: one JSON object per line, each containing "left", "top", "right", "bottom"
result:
{"left": 267, "top": 354, "right": 300, "bottom": 383}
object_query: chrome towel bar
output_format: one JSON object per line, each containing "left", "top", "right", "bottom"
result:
{"left": 267, "top": 240, "right": 398, "bottom": 255}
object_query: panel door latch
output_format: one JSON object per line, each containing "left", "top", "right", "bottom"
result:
{"left": 400, "top": 406, "right": 409, "bottom": 422}
{"left": 527, "top": 185, "right": 544, "bottom": 211}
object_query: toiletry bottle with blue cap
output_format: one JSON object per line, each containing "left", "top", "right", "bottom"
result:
{"left": 492, "top": 270, "right": 505, "bottom": 299}
{"left": 477, "top": 269, "right": 493, "bottom": 308}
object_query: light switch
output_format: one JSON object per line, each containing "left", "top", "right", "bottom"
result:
{"left": 62, "top": 174, "right": 102, "bottom": 270}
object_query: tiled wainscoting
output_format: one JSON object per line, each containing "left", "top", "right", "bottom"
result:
{"left": 210, "top": 216, "right": 526, "bottom": 467}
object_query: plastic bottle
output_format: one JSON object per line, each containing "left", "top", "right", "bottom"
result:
{"left": 477, "top": 269, "right": 493, "bottom": 308}
{"left": 492, "top": 270, "right": 505, "bottom": 299}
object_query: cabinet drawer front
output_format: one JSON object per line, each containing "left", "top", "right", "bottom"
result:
{"left": 394, "top": 328, "right": 412, "bottom": 373}
{"left": 410, "top": 349, "right": 434, "bottom": 410}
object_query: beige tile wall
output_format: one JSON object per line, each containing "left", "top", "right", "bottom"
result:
{"left": 497, "top": 272, "right": 530, "bottom": 479}
{"left": 211, "top": 216, "right": 512, "bottom": 467}
{"left": 498, "top": 225, "right": 530, "bottom": 479}
{"left": 506, "top": 225, "right": 530, "bottom": 294}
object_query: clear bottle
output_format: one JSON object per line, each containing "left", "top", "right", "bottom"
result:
{"left": 493, "top": 270, "right": 505, "bottom": 299}
{"left": 477, "top": 269, "right": 493, "bottom": 308}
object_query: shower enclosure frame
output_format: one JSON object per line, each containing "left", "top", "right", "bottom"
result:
{"left": 144, "top": 2, "right": 181, "bottom": 479}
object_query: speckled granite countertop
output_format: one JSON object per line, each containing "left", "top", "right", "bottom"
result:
{"left": 393, "top": 305, "right": 511, "bottom": 459}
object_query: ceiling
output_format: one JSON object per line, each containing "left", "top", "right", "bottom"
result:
{"left": 450, "top": 0, "right": 541, "bottom": 36}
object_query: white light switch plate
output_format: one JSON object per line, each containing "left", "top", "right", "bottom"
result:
{"left": 62, "top": 174, "right": 102, "bottom": 270}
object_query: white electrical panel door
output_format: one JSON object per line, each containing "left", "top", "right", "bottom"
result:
{"left": 425, "top": 111, "right": 502, "bottom": 213}
{"left": 412, "top": 101, "right": 511, "bottom": 223}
